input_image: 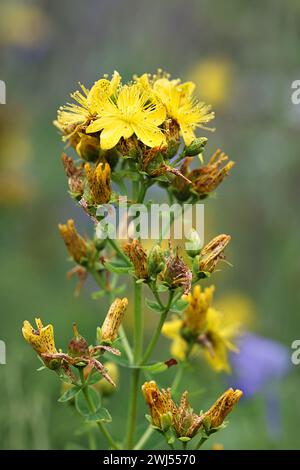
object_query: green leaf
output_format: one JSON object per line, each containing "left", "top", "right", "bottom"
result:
{"left": 105, "top": 262, "right": 132, "bottom": 274}
{"left": 86, "top": 408, "right": 112, "bottom": 423}
{"left": 86, "top": 371, "right": 103, "bottom": 385}
{"left": 165, "top": 428, "right": 176, "bottom": 445}
{"left": 36, "top": 365, "right": 46, "bottom": 372}
{"left": 141, "top": 362, "right": 168, "bottom": 374}
{"left": 112, "top": 284, "right": 127, "bottom": 294}
{"left": 58, "top": 386, "right": 81, "bottom": 403}
{"left": 111, "top": 174, "right": 127, "bottom": 192}
{"left": 75, "top": 388, "right": 100, "bottom": 416}
{"left": 136, "top": 278, "right": 146, "bottom": 284}
{"left": 156, "top": 284, "right": 169, "bottom": 293}
{"left": 170, "top": 298, "right": 188, "bottom": 313}
{"left": 92, "top": 290, "right": 107, "bottom": 300}
{"left": 145, "top": 298, "right": 164, "bottom": 313}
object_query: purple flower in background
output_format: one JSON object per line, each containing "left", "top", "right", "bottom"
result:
{"left": 229, "top": 333, "right": 291, "bottom": 397}
{"left": 228, "top": 332, "right": 291, "bottom": 438}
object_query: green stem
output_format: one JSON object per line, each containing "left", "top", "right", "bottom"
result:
{"left": 140, "top": 290, "right": 174, "bottom": 365}
{"left": 126, "top": 368, "right": 140, "bottom": 449}
{"left": 119, "top": 325, "right": 134, "bottom": 364}
{"left": 133, "top": 282, "right": 143, "bottom": 362}
{"left": 88, "top": 430, "right": 97, "bottom": 450}
{"left": 133, "top": 426, "right": 154, "bottom": 450}
{"left": 79, "top": 369, "right": 119, "bottom": 450}
{"left": 171, "top": 366, "right": 183, "bottom": 392}
{"left": 195, "top": 436, "right": 208, "bottom": 450}
{"left": 126, "top": 281, "right": 143, "bottom": 449}
{"left": 137, "top": 178, "right": 151, "bottom": 202}
{"left": 107, "top": 238, "right": 131, "bottom": 266}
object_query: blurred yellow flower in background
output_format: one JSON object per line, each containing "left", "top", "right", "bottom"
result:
{"left": 190, "top": 58, "right": 233, "bottom": 108}
{"left": 0, "top": 3, "right": 51, "bottom": 48}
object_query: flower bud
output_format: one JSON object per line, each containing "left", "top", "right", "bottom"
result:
{"left": 124, "top": 239, "right": 148, "bottom": 280}
{"left": 203, "top": 388, "right": 243, "bottom": 429}
{"left": 142, "top": 381, "right": 176, "bottom": 430}
{"left": 85, "top": 162, "right": 111, "bottom": 205}
{"left": 68, "top": 323, "right": 89, "bottom": 358}
{"left": 199, "top": 234, "right": 231, "bottom": 274}
{"left": 76, "top": 134, "right": 100, "bottom": 162}
{"left": 184, "top": 137, "right": 208, "bottom": 157}
{"left": 58, "top": 219, "right": 88, "bottom": 264}
{"left": 147, "top": 244, "right": 165, "bottom": 277}
{"left": 185, "top": 229, "right": 202, "bottom": 258}
{"left": 100, "top": 298, "right": 128, "bottom": 343}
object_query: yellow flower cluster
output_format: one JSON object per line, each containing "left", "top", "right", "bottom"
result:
{"left": 162, "top": 285, "right": 241, "bottom": 373}
{"left": 54, "top": 70, "right": 214, "bottom": 152}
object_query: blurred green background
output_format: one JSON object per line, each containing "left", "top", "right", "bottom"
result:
{"left": 1, "top": 0, "right": 300, "bottom": 450}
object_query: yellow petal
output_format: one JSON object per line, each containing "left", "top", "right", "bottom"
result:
{"left": 180, "top": 124, "right": 196, "bottom": 146}
{"left": 132, "top": 122, "right": 166, "bottom": 148}
{"left": 178, "top": 81, "right": 196, "bottom": 98}
{"left": 35, "top": 318, "right": 43, "bottom": 331}
{"left": 162, "top": 318, "right": 182, "bottom": 339}
{"left": 171, "top": 336, "right": 188, "bottom": 361}
{"left": 110, "top": 70, "right": 121, "bottom": 94}
{"left": 144, "top": 103, "right": 166, "bottom": 126}
{"left": 40, "top": 324, "right": 56, "bottom": 354}
{"left": 86, "top": 118, "right": 104, "bottom": 134}
{"left": 100, "top": 123, "right": 133, "bottom": 150}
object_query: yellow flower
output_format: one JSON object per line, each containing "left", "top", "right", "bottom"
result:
{"left": 58, "top": 219, "right": 88, "bottom": 263}
{"left": 201, "top": 307, "right": 240, "bottom": 373}
{"left": 85, "top": 162, "right": 111, "bottom": 204}
{"left": 153, "top": 77, "right": 215, "bottom": 145}
{"left": 203, "top": 388, "right": 243, "bottom": 428}
{"left": 162, "top": 319, "right": 188, "bottom": 361}
{"left": 22, "top": 318, "right": 57, "bottom": 356}
{"left": 162, "top": 285, "right": 241, "bottom": 373}
{"left": 100, "top": 298, "right": 128, "bottom": 343}
{"left": 54, "top": 71, "right": 121, "bottom": 139}
{"left": 86, "top": 84, "right": 166, "bottom": 150}
{"left": 182, "top": 285, "right": 215, "bottom": 333}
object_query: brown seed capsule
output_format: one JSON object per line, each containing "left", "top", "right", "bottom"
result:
{"left": 189, "top": 149, "right": 234, "bottom": 196}
{"left": 68, "top": 323, "right": 89, "bottom": 358}
{"left": 173, "top": 391, "right": 204, "bottom": 438}
{"left": 164, "top": 246, "right": 192, "bottom": 294}
{"left": 61, "top": 153, "right": 84, "bottom": 196}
